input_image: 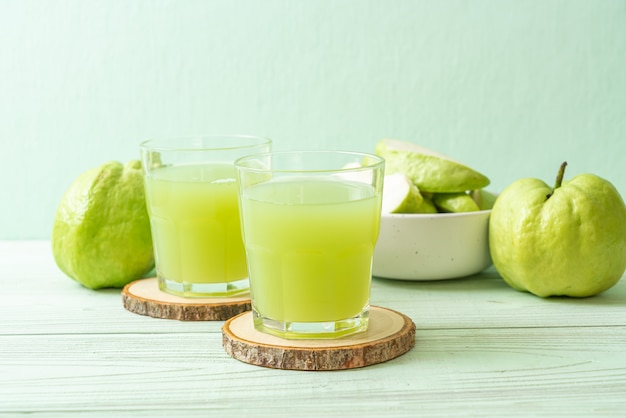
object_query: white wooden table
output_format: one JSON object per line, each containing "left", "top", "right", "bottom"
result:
{"left": 1, "top": 240, "right": 625, "bottom": 417}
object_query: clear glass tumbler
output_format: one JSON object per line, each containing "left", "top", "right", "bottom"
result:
{"left": 140, "top": 135, "right": 271, "bottom": 297}
{"left": 235, "top": 150, "right": 385, "bottom": 338}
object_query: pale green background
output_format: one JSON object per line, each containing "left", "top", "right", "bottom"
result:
{"left": 2, "top": 0, "right": 625, "bottom": 240}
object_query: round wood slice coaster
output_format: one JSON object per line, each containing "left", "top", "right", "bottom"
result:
{"left": 222, "top": 306, "right": 416, "bottom": 371}
{"left": 122, "top": 277, "right": 251, "bottom": 321}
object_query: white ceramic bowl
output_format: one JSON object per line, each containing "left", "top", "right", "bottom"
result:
{"left": 373, "top": 210, "right": 492, "bottom": 281}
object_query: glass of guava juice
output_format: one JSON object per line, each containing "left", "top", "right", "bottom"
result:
{"left": 235, "top": 150, "right": 385, "bottom": 339}
{"left": 140, "top": 135, "right": 271, "bottom": 297}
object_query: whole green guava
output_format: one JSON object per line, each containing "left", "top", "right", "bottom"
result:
{"left": 489, "top": 162, "right": 626, "bottom": 297}
{"left": 52, "top": 160, "right": 154, "bottom": 289}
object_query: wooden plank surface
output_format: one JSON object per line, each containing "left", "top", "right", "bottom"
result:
{"left": 1, "top": 241, "right": 625, "bottom": 416}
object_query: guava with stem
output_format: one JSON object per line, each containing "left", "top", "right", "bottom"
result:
{"left": 489, "top": 162, "right": 626, "bottom": 297}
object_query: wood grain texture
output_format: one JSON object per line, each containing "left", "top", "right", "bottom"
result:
{"left": 222, "top": 307, "right": 416, "bottom": 370}
{"left": 121, "top": 277, "right": 251, "bottom": 321}
{"left": 2, "top": 241, "right": 626, "bottom": 417}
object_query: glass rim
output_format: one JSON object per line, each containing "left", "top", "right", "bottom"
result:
{"left": 140, "top": 135, "right": 272, "bottom": 152}
{"left": 234, "top": 149, "right": 385, "bottom": 174}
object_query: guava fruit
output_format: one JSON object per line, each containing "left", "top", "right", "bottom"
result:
{"left": 432, "top": 192, "right": 480, "bottom": 213}
{"left": 52, "top": 160, "right": 154, "bottom": 289}
{"left": 470, "top": 189, "right": 498, "bottom": 210}
{"left": 415, "top": 195, "right": 438, "bottom": 214}
{"left": 375, "top": 139, "right": 490, "bottom": 193}
{"left": 381, "top": 173, "right": 424, "bottom": 214}
{"left": 489, "top": 162, "right": 626, "bottom": 297}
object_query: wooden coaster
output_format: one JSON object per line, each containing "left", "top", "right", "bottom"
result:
{"left": 121, "top": 277, "right": 251, "bottom": 321}
{"left": 222, "top": 306, "right": 416, "bottom": 371}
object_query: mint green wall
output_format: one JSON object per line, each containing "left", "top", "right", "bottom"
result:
{"left": 2, "top": 0, "right": 625, "bottom": 239}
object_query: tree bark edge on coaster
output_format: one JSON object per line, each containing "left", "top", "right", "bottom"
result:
{"left": 122, "top": 277, "right": 251, "bottom": 321}
{"left": 222, "top": 306, "right": 416, "bottom": 370}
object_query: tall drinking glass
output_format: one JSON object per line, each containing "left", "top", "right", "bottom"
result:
{"left": 235, "top": 150, "right": 385, "bottom": 339}
{"left": 140, "top": 135, "right": 271, "bottom": 297}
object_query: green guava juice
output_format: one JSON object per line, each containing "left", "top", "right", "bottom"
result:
{"left": 144, "top": 162, "right": 247, "bottom": 287}
{"left": 240, "top": 176, "right": 381, "bottom": 323}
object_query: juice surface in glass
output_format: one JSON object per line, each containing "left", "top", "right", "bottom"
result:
{"left": 240, "top": 176, "right": 381, "bottom": 323}
{"left": 145, "top": 162, "right": 247, "bottom": 288}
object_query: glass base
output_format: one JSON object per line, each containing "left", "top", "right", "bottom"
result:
{"left": 252, "top": 307, "right": 369, "bottom": 340}
{"left": 157, "top": 276, "right": 250, "bottom": 298}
